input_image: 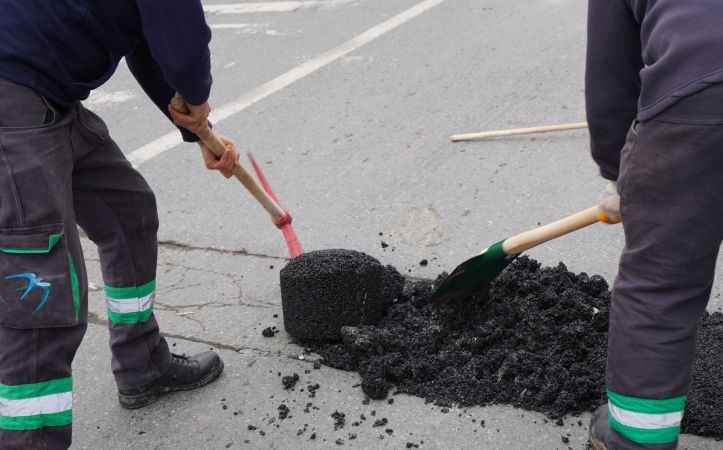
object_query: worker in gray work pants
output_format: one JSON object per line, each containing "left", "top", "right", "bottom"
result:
{"left": 0, "top": 0, "right": 242, "bottom": 448}
{"left": 0, "top": 80, "right": 236, "bottom": 449}
{"left": 587, "top": 1, "right": 723, "bottom": 448}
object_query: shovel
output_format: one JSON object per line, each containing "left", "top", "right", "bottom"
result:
{"left": 431, "top": 205, "right": 616, "bottom": 305}
{"left": 170, "top": 95, "right": 302, "bottom": 258}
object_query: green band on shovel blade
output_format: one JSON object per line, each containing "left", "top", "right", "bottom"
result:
{"left": 431, "top": 239, "right": 515, "bottom": 304}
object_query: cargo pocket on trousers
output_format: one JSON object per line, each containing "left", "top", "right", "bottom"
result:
{"left": 0, "top": 224, "right": 80, "bottom": 328}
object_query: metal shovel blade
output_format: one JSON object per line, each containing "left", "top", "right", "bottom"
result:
{"left": 430, "top": 240, "right": 515, "bottom": 305}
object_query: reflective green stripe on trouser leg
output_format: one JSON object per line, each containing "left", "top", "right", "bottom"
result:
{"left": 0, "top": 377, "right": 73, "bottom": 430}
{"left": 104, "top": 280, "right": 156, "bottom": 325}
{"left": 607, "top": 390, "right": 686, "bottom": 445}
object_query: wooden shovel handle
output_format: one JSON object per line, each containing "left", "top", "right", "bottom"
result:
{"left": 450, "top": 122, "right": 588, "bottom": 142}
{"left": 170, "top": 95, "right": 287, "bottom": 223}
{"left": 501, "top": 206, "right": 603, "bottom": 255}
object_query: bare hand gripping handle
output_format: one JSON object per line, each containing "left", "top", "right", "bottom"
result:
{"left": 170, "top": 94, "right": 291, "bottom": 227}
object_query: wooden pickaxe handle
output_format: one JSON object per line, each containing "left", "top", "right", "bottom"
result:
{"left": 170, "top": 95, "right": 290, "bottom": 227}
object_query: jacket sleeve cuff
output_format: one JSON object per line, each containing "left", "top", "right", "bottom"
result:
{"left": 179, "top": 121, "right": 213, "bottom": 143}
{"left": 180, "top": 127, "right": 200, "bottom": 143}
{"left": 599, "top": 167, "right": 618, "bottom": 182}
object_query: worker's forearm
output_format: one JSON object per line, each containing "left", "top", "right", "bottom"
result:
{"left": 585, "top": 0, "right": 643, "bottom": 180}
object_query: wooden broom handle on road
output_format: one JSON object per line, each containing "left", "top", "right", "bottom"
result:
{"left": 450, "top": 122, "right": 588, "bottom": 142}
{"left": 501, "top": 206, "right": 605, "bottom": 255}
{"left": 170, "top": 95, "right": 288, "bottom": 224}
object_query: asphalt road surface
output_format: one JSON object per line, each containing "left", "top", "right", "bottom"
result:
{"left": 71, "top": 0, "right": 722, "bottom": 448}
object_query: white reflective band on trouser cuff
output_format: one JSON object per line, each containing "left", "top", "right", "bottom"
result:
{"left": 0, "top": 392, "right": 72, "bottom": 417}
{"left": 609, "top": 403, "right": 682, "bottom": 429}
{"left": 106, "top": 292, "right": 155, "bottom": 314}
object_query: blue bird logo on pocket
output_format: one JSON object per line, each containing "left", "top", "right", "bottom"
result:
{"left": 4, "top": 273, "right": 51, "bottom": 314}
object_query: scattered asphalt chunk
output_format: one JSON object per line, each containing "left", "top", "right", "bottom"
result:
{"left": 262, "top": 326, "right": 278, "bottom": 338}
{"left": 307, "top": 383, "right": 320, "bottom": 398}
{"left": 282, "top": 373, "right": 300, "bottom": 390}
{"left": 372, "top": 418, "right": 388, "bottom": 428}
{"left": 331, "top": 411, "right": 346, "bottom": 431}
{"left": 278, "top": 404, "right": 290, "bottom": 420}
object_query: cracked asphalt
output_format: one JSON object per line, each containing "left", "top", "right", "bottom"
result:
{"left": 71, "top": 0, "right": 722, "bottom": 449}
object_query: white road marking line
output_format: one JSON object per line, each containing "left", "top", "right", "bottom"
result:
{"left": 209, "top": 23, "right": 288, "bottom": 36}
{"left": 210, "top": 23, "right": 264, "bottom": 30}
{"left": 85, "top": 89, "right": 136, "bottom": 106}
{"left": 128, "top": 0, "right": 447, "bottom": 167}
{"left": 204, "top": 0, "right": 357, "bottom": 15}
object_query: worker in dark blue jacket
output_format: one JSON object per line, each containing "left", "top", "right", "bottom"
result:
{"left": 0, "top": 2, "right": 237, "bottom": 448}
{"left": 586, "top": 1, "right": 723, "bottom": 449}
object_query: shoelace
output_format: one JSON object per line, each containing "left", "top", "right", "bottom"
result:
{"left": 170, "top": 353, "right": 196, "bottom": 368}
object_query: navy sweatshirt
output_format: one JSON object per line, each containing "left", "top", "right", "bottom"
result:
{"left": 586, "top": 0, "right": 723, "bottom": 180}
{"left": 0, "top": 0, "right": 212, "bottom": 142}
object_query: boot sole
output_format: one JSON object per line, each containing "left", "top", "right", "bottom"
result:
{"left": 589, "top": 436, "right": 607, "bottom": 450}
{"left": 118, "top": 358, "right": 225, "bottom": 410}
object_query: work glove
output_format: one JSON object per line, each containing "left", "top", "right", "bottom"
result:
{"left": 199, "top": 134, "right": 240, "bottom": 179}
{"left": 599, "top": 181, "right": 621, "bottom": 224}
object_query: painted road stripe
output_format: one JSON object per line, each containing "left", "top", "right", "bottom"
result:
{"left": 210, "top": 23, "right": 266, "bottom": 30}
{"left": 204, "top": 0, "right": 357, "bottom": 15}
{"left": 128, "top": 0, "right": 447, "bottom": 167}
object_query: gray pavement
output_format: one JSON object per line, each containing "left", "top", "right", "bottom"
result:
{"left": 72, "top": 0, "right": 722, "bottom": 448}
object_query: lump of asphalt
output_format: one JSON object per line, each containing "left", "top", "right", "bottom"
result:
{"left": 280, "top": 249, "right": 400, "bottom": 341}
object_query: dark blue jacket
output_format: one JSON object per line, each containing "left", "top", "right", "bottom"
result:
{"left": 586, "top": 0, "right": 723, "bottom": 180}
{"left": 0, "top": 0, "right": 212, "bottom": 142}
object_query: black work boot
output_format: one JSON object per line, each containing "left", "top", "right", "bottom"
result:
{"left": 589, "top": 405, "right": 667, "bottom": 450}
{"left": 118, "top": 352, "right": 224, "bottom": 409}
{"left": 589, "top": 405, "right": 612, "bottom": 450}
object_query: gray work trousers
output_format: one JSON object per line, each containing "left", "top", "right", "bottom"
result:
{"left": 0, "top": 79, "right": 170, "bottom": 449}
{"left": 605, "top": 86, "right": 723, "bottom": 449}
